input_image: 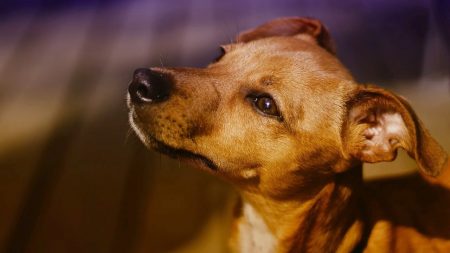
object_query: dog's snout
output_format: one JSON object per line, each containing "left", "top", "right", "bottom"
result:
{"left": 128, "top": 68, "right": 172, "bottom": 104}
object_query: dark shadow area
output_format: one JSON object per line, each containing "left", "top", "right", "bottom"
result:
{"left": 360, "top": 173, "right": 450, "bottom": 243}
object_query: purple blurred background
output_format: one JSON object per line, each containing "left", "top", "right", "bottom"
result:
{"left": 0, "top": 1, "right": 449, "bottom": 253}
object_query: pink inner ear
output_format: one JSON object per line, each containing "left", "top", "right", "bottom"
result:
{"left": 346, "top": 87, "right": 446, "bottom": 175}
{"left": 361, "top": 112, "right": 408, "bottom": 162}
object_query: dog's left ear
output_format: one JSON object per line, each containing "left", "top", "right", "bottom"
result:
{"left": 342, "top": 85, "right": 448, "bottom": 177}
{"left": 237, "top": 17, "right": 335, "bottom": 54}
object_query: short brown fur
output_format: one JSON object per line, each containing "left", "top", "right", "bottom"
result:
{"left": 128, "top": 17, "right": 449, "bottom": 253}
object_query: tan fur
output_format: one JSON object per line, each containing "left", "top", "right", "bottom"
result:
{"left": 127, "top": 17, "right": 449, "bottom": 252}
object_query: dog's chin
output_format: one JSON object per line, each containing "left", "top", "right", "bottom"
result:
{"left": 129, "top": 112, "right": 218, "bottom": 172}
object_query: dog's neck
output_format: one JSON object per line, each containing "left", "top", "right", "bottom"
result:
{"left": 236, "top": 165, "right": 364, "bottom": 253}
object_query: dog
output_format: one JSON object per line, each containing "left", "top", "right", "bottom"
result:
{"left": 127, "top": 17, "right": 449, "bottom": 253}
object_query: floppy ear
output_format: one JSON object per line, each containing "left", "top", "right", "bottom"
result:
{"left": 236, "top": 17, "right": 335, "bottom": 54}
{"left": 342, "top": 85, "right": 448, "bottom": 177}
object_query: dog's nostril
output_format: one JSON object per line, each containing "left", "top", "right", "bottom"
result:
{"left": 136, "top": 83, "right": 149, "bottom": 99}
{"left": 128, "top": 68, "right": 172, "bottom": 104}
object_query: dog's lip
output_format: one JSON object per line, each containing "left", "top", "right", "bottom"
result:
{"left": 150, "top": 136, "right": 219, "bottom": 171}
{"left": 129, "top": 110, "right": 218, "bottom": 171}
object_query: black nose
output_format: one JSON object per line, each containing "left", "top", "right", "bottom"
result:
{"left": 128, "top": 68, "right": 172, "bottom": 104}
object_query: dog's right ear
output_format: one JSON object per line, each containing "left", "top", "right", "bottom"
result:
{"left": 341, "top": 85, "right": 448, "bottom": 177}
{"left": 236, "top": 17, "right": 335, "bottom": 54}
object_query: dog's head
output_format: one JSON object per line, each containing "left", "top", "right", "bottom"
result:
{"left": 127, "top": 17, "right": 447, "bottom": 198}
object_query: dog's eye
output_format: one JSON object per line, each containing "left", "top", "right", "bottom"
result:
{"left": 249, "top": 95, "right": 282, "bottom": 119}
{"left": 256, "top": 97, "right": 278, "bottom": 115}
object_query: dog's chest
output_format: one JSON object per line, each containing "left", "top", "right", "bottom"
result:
{"left": 238, "top": 202, "right": 277, "bottom": 253}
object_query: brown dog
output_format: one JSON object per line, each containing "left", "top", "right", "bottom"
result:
{"left": 127, "top": 17, "right": 449, "bottom": 253}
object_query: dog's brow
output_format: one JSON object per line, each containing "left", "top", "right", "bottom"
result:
{"left": 260, "top": 76, "right": 274, "bottom": 86}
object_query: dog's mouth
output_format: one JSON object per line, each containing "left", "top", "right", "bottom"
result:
{"left": 129, "top": 110, "right": 218, "bottom": 171}
{"left": 149, "top": 135, "right": 219, "bottom": 171}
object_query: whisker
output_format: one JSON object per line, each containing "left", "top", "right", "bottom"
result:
{"left": 159, "top": 54, "right": 165, "bottom": 68}
{"left": 124, "top": 127, "right": 133, "bottom": 144}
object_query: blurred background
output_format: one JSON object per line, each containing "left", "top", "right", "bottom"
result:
{"left": 0, "top": 0, "right": 449, "bottom": 252}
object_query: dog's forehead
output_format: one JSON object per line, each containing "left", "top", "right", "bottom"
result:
{"left": 236, "top": 36, "right": 315, "bottom": 51}
{"left": 216, "top": 37, "right": 353, "bottom": 82}
{"left": 223, "top": 37, "right": 316, "bottom": 66}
